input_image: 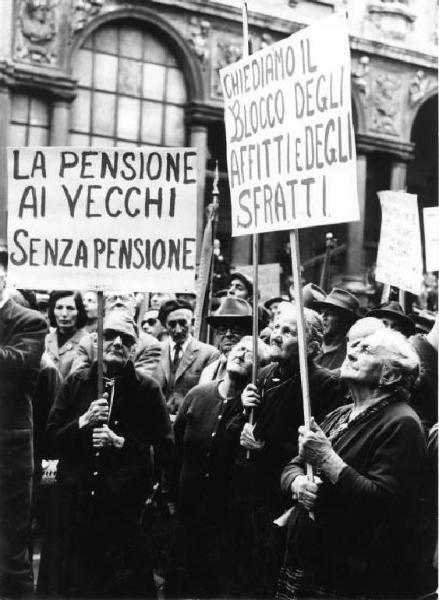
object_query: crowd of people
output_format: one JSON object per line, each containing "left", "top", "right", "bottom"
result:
{"left": 0, "top": 248, "right": 438, "bottom": 600}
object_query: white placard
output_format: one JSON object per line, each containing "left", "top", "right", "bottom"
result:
{"left": 235, "top": 263, "right": 280, "bottom": 302}
{"left": 423, "top": 206, "right": 439, "bottom": 272}
{"left": 375, "top": 191, "right": 423, "bottom": 295}
{"left": 220, "top": 14, "right": 359, "bottom": 237}
{"left": 7, "top": 147, "right": 198, "bottom": 292}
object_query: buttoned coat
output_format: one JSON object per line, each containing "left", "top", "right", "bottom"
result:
{"left": 153, "top": 337, "right": 219, "bottom": 414}
{"left": 43, "top": 327, "right": 87, "bottom": 380}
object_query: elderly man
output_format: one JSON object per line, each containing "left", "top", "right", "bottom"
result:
{"left": 199, "top": 296, "right": 253, "bottom": 384}
{"left": 39, "top": 311, "right": 174, "bottom": 598}
{"left": 368, "top": 301, "right": 415, "bottom": 337}
{"left": 232, "top": 304, "right": 343, "bottom": 599}
{"left": 313, "top": 287, "right": 360, "bottom": 370}
{"left": 0, "top": 251, "right": 48, "bottom": 598}
{"left": 70, "top": 290, "right": 161, "bottom": 378}
{"left": 153, "top": 299, "right": 219, "bottom": 416}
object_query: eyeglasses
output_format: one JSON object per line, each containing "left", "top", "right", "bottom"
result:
{"left": 167, "top": 319, "right": 189, "bottom": 329}
{"left": 105, "top": 294, "right": 133, "bottom": 304}
{"left": 216, "top": 325, "right": 247, "bottom": 336}
{"left": 103, "top": 330, "right": 135, "bottom": 347}
{"left": 143, "top": 318, "right": 158, "bottom": 327}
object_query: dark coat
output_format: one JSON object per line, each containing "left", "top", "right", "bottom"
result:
{"left": 153, "top": 337, "right": 219, "bottom": 414}
{"left": 238, "top": 360, "right": 344, "bottom": 512}
{"left": 39, "top": 361, "right": 174, "bottom": 598}
{"left": 410, "top": 333, "right": 438, "bottom": 429}
{"left": 0, "top": 298, "right": 47, "bottom": 597}
{"left": 281, "top": 400, "right": 426, "bottom": 598}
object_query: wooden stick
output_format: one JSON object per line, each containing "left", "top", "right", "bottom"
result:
{"left": 289, "top": 230, "right": 314, "bottom": 483}
{"left": 398, "top": 288, "right": 406, "bottom": 313}
{"left": 97, "top": 290, "right": 104, "bottom": 399}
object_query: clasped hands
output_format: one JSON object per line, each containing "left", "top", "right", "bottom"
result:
{"left": 78, "top": 393, "right": 124, "bottom": 449}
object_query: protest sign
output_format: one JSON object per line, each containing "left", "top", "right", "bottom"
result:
{"left": 7, "top": 147, "right": 197, "bottom": 292}
{"left": 220, "top": 13, "right": 359, "bottom": 236}
{"left": 423, "top": 206, "right": 439, "bottom": 272}
{"left": 375, "top": 191, "right": 423, "bottom": 295}
{"left": 236, "top": 263, "right": 280, "bottom": 302}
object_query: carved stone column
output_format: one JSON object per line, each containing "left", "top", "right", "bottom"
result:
{"left": 188, "top": 122, "right": 208, "bottom": 262}
{"left": 344, "top": 153, "right": 367, "bottom": 288}
{"left": 0, "top": 86, "right": 11, "bottom": 246}
{"left": 50, "top": 100, "right": 70, "bottom": 146}
{"left": 390, "top": 160, "right": 407, "bottom": 190}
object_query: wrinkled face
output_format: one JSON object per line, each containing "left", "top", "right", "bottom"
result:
{"left": 214, "top": 322, "right": 248, "bottom": 356}
{"left": 150, "top": 293, "right": 172, "bottom": 310}
{"left": 103, "top": 329, "right": 135, "bottom": 371}
{"left": 340, "top": 337, "right": 385, "bottom": 387}
{"left": 380, "top": 316, "right": 405, "bottom": 335}
{"left": 270, "top": 315, "right": 300, "bottom": 367}
{"left": 166, "top": 308, "right": 193, "bottom": 344}
{"left": 82, "top": 291, "right": 98, "bottom": 320}
{"left": 227, "top": 278, "right": 249, "bottom": 300}
{"left": 141, "top": 309, "right": 163, "bottom": 339}
{"left": 322, "top": 309, "right": 342, "bottom": 338}
{"left": 54, "top": 295, "right": 78, "bottom": 332}
{"left": 226, "top": 338, "right": 254, "bottom": 379}
{"left": 104, "top": 291, "right": 136, "bottom": 317}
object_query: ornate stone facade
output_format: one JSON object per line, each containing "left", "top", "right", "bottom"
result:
{"left": 187, "top": 16, "right": 212, "bottom": 68}
{"left": 72, "top": 0, "right": 104, "bottom": 33}
{"left": 369, "top": 72, "right": 402, "bottom": 136}
{"left": 14, "top": 0, "right": 58, "bottom": 65}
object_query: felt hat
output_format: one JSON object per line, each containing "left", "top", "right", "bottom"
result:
{"left": 263, "top": 295, "right": 289, "bottom": 311}
{"left": 408, "top": 310, "right": 436, "bottom": 334}
{"left": 368, "top": 301, "right": 415, "bottom": 337}
{"left": 207, "top": 297, "right": 252, "bottom": 329}
{"left": 313, "top": 287, "right": 360, "bottom": 321}
{"left": 103, "top": 311, "right": 137, "bottom": 345}
{"left": 302, "top": 283, "right": 327, "bottom": 308}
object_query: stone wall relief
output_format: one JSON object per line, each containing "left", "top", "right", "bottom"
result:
{"left": 212, "top": 36, "right": 242, "bottom": 97}
{"left": 15, "top": 0, "right": 58, "bottom": 65}
{"left": 187, "top": 16, "right": 211, "bottom": 69}
{"left": 351, "top": 55, "right": 370, "bottom": 96}
{"left": 369, "top": 72, "right": 402, "bottom": 136}
{"left": 365, "top": 1, "right": 416, "bottom": 42}
{"left": 72, "top": 0, "right": 104, "bottom": 33}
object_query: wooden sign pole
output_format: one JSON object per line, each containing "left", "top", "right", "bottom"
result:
{"left": 289, "top": 230, "right": 314, "bottom": 483}
{"left": 97, "top": 289, "right": 104, "bottom": 399}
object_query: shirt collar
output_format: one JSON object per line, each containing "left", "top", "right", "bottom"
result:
{"left": 169, "top": 335, "right": 191, "bottom": 355}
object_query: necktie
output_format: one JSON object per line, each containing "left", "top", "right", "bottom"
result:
{"left": 171, "top": 343, "right": 182, "bottom": 374}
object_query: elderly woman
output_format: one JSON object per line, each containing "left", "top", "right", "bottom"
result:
{"left": 43, "top": 290, "right": 87, "bottom": 379}
{"left": 277, "top": 328, "right": 426, "bottom": 600}
{"left": 165, "top": 336, "right": 270, "bottom": 599}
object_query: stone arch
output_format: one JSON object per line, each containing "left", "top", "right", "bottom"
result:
{"left": 68, "top": 6, "right": 204, "bottom": 103}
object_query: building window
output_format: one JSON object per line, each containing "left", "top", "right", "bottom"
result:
{"left": 10, "top": 93, "right": 50, "bottom": 146}
{"left": 69, "top": 21, "right": 187, "bottom": 147}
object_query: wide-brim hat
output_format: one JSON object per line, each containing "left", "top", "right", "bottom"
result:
{"left": 368, "top": 301, "right": 415, "bottom": 337}
{"left": 263, "top": 295, "right": 289, "bottom": 311}
{"left": 302, "top": 283, "right": 327, "bottom": 308}
{"left": 408, "top": 310, "right": 436, "bottom": 334}
{"left": 207, "top": 297, "right": 253, "bottom": 329}
{"left": 313, "top": 287, "right": 360, "bottom": 321}
{"left": 228, "top": 272, "right": 253, "bottom": 297}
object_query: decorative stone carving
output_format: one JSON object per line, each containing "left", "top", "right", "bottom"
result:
{"left": 260, "top": 32, "right": 273, "bottom": 49}
{"left": 352, "top": 56, "right": 370, "bottom": 95}
{"left": 366, "top": 1, "right": 416, "bottom": 42}
{"left": 72, "top": 0, "right": 104, "bottom": 33}
{"left": 212, "top": 39, "right": 242, "bottom": 97}
{"left": 370, "top": 73, "right": 401, "bottom": 136}
{"left": 408, "top": 70, "right": 430, "bottom": 106}
{"left": 187, "top": 16, "right": 211, "bottom": 68}
{"left": 15, "top": 0, "right": 58, "bottom": 65}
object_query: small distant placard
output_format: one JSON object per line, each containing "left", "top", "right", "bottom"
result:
{"left": 423, "top": 206, "right": 439, "bottom": 272}
{"left": 220, "top": 14, "right": 359, "bottom": 236}
{"left": 7, "top": 147, "right": 198, "bottom": 292}
{"left": 235, "top": 263, "right": 280, "bottom": 302}
{"left": 375, "top": 191, "right": 423, "bottom": 295}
